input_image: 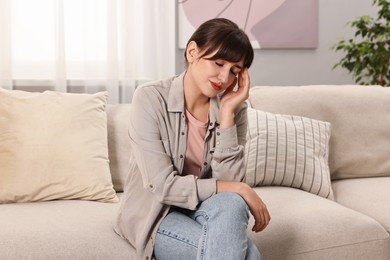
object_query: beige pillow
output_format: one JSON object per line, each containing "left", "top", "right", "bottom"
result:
{"left": 0, "top": 88, "right": 118, "bottom": 203}
{"left": 244, "top": 107, "right": 334, "bottom": 199}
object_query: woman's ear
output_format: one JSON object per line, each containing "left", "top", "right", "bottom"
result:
{"left": 186, "top": 41, "right": 199, "bottom": 63}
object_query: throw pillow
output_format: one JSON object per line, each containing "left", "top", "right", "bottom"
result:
{"left": 244, "top": 107, "right": 333, "bottom": 199}
{"left": 0, "top": 88, "right": 118, "bottom": 203}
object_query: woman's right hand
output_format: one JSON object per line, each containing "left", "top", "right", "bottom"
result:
{"left": 216, "top": 181, "right": 271, "bottom": 232}
{"left": 219, "top": 69, "right": 250, "bottom": 129}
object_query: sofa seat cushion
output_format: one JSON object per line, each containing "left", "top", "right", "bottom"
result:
{"left": 0, "top": 193, "right": 135, "bottom": 260}
{"left": 333, "top": 177, "right": 390, "bottom": 232}
{"left": 249, "top": 186, "right": 390, "bottom": 260}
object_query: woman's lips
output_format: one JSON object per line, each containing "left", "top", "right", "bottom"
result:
{"left": 210, "top": 81, "right": 222, "bottom": 91}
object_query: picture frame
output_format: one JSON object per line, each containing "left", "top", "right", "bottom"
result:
{"left": 178, "top": 0, "right": 318, "bottom": 49}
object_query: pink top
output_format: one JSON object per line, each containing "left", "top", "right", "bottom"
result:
{"left": 183, "top": 109, "right": 208, "bottom": 177}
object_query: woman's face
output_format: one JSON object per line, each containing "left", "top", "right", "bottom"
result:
{"left": 187, "top": 45, "right": 244, "bottom": 98}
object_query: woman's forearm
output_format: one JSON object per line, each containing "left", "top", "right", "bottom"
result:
{"left": 216, "top": 180, "right": 248, "bottom": 196}
{"left": 219, "top": 109, "right": 235, "bottom": 129}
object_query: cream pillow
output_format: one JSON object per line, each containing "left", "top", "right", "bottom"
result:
{"left": 244, "top": 107, "right": 334, "bottom": 199}
{"left": 0, "top": 88, "right": 118, "bottom": 203}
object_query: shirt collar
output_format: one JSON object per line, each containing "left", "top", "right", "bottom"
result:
{"left": 167, "top": 71, "right": 220, "bottom": 127}
{"left": 167, "top": 72, "right": 186, "bottom": 113}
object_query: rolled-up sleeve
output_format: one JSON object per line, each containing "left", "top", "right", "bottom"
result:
{"left": 196, "top": 178, "right": 216, "bottom": 201}
{"left": 211, "top": 103, "right": 248, "bottom": 181}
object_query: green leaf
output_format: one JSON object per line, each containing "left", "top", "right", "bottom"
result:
{"left": 332, "top": 0, "right": 390, "bottom": 86}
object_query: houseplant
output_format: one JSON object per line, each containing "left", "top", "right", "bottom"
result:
{"left": 332, "top": 0, "right": 390, "bottom": 86}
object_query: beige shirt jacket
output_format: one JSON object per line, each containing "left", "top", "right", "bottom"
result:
{"left": 115, "top": 72, "right": 248, "bottom": 260}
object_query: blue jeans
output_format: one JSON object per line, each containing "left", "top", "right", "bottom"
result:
{"left": 154, "top": 192, "right": 261, "bottom": 260}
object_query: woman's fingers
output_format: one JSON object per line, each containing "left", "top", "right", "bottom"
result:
{"left": 238, "top": 183, "right": 270, "bottom": 233}
{"left": 251, "top": 200, "right": 270, "bottom": 232}
{"left": 238, "top": 68, "right": 250, "bottom": 93}
{"left": 259, "top": 208, "right": 271, "bottom": 231}
{"left": 229, "top": 77, "right": 238, "bottom": 90}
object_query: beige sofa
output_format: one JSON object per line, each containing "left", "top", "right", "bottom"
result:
{"left": 0, "top": 85, "right": 389, "bottom": 260}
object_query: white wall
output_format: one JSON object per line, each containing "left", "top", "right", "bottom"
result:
{"left": 175, "top": 0, "right": 378, "bottom": 86}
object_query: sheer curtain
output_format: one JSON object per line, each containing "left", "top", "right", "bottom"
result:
{"left": 0, "top": 0, "right": 12, "bottom": 90}
{"left": 0, "top": 0, "right": 176, "bottom": 103}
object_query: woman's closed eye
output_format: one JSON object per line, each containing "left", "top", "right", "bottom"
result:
{"left": 215, "top": 62, "right": 239, "bottom": 76}
{"left": 230, "top": 69, "right": 239, "bottom": 76}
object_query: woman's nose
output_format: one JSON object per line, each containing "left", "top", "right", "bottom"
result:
{"left": 218, "top": 68, "right": 229, "bottom": 85}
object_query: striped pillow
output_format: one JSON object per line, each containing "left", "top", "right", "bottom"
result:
{"left": 244, "top": 107, "right": 333, "bottom": 199}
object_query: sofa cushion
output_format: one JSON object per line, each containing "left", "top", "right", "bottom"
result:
{"left": 0, "top": 88, "right": 118, "bottom": 203}
{"left": 0, "top": 193, "right": 135, "bottom": 260}
{"left": 249, "top": 186, "right": 390, "bottom": 260}
{"left": 333, "top": 177, "right": 390, "bottom": 232}
{"left": 107, "top": 104, "right": 132, "bottom": 192}
{"left": 248, "top": 85, "right": 390, "bottom": 180}
{"left": 245, "top": 107, "right": 333, "bottom": 199}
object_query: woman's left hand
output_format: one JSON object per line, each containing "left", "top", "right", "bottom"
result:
{"left": 219, "top": 68, "right": 250, "bottom": 128}
{"left": 216, "top": 181, "right": 271, "bottom": 232}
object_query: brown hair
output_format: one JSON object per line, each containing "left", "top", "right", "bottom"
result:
{"left": 184, "top": 18, "right": 254, "bottom": 68}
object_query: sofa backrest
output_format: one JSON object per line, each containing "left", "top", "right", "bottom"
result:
{"left": 106, "top": 104, "right": 132, "bottom": 192}
{"left": 248, "top": 85, "right": 390, "bottom": 180}
{"left": 107, "top": 85, "right": 390, "bottom": 187}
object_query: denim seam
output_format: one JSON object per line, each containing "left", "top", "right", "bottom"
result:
{"left": 193, "top": 210, "right": 209, "bottom": 260}
{"left": 157, "top": 229, "right": 198, "bottom": 248}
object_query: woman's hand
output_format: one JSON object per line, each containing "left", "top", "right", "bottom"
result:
{"left": 216, "top": 180, "right": 271, "bottom": 232}
{"left": 219, "top": 68, "right": 250, "bottom": 128}
{"left": 239, "top": 183, "right": 271, "bottom": 232}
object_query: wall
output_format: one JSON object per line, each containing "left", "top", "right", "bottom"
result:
{"left": 175, "top": 0, "right": 378, "bottom": 86}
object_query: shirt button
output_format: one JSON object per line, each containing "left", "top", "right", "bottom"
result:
{"left": 181, "top": 132, "right": 185, "bottom": 135}
{"left": 203, "top": 162, "right": 207, "bottom": 166}
{"left": 209, "top": 122, "right": 213, "bottom": 126}
{"left": 149, "top": 184, "right": 154, "bottom": 189}
{"left": 216, "top": 132, "right": 220, "bottom": 136}
{"left": 180, "top": 155, "right": 184, "bottom": 158}
{"left": 216, "top": 141, "right": 220, "bottom": 145}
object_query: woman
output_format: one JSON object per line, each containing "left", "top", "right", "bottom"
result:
{"left": 115, "top": 18, "right": 271, "bottom": 260}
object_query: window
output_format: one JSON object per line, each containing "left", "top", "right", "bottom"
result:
{"left": 1, "top": 0, "right": 176, "bottom": 103}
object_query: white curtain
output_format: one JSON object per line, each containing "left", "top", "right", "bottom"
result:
{"left": 0, "top": 0, "right": 176, "bottom": 103}
{"left": 0, "top": 0, "right": 12, "bottom": 90}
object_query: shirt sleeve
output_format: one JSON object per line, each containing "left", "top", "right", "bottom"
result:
{"left": 129, "top": 87, "right": 216, "bottom": 210}
{"left": 210, "top": 102, "right": 248, "bottom": 181}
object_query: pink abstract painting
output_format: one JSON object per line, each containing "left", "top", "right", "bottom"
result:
{"left": 178, "top": 0, "right": 318, "bottom": 49}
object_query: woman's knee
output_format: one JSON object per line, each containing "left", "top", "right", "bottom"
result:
{"left": 200, "top": 192, "right": 249, "bottom": 222}
{"left": 215, "top": 192, "right": 248, "bottom": 213}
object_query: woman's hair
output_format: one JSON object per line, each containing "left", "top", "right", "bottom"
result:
{"left": 184, "top": 18, "right": 254, "bottom": 68}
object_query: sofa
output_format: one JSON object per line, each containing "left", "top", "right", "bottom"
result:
{"left": 0, "top": 84, "right": 389, "bottom": 260}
